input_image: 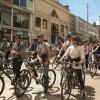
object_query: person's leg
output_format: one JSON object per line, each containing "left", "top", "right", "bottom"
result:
{"left": 43, "top": 62, "right": 49, "bottom": 94}
{"left": 75, "top": 69, "right": 85, "bottom": 96}
{"left": 15, "top": 60, "right": 23, "bottom": 81}
{"left": 29, "top": 60, "right": 38, "bottom": 77}
{"left": 85, "top": 54, "right": 89, "bottom": 68}
{"left": 13, "top": 59, "right": 22, "bottom": 82}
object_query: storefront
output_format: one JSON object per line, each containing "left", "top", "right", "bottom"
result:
{"left": 0, "top": 3, "right": 31, "bottom": 45}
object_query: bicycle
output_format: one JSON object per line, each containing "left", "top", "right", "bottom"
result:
{"left": 89, "top": 54, "right": 100, "bottom": 77}
{"left": 0, "top": 76, "right": 5, "bottom": 95}
{"left": 60, "top": 61, "right": 85, "bottom": 100}
{"left": 0, "top": 57, "right": 29, "bottom": 97}
{"left": 19, "top": 58, "right": 56, "bottom": 95}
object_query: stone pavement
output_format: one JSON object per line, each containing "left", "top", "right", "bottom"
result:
{"left": 0, "top": 65, "right": 100, "bottom": 100}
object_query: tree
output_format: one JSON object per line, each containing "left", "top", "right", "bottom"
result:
{"left": 93, "top": 22, "right": 96, "bottom": 27}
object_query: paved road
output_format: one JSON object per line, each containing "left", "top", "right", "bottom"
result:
{"left": 0, "top": 64, "right": 100, "bottom": 100}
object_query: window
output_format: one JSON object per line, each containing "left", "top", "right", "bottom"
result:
{"left": 51, "top": 10, "right": 59, "bottom": 18}
{"left": 65, "top": 26, "right": 68, "bottom": 33}
{"left": 61, "top": 25, "right": 64, "bottom": 33}
{"left": 13, "top": 0, "right": 26, "bottom": 7}
{"left": 13, "top": 10, "right": 30, "bottom": 29}
{"left": 0, "top": 6, "right": 11, "bottom": 26}
{"left": 42, "top": 19, "right": 47, "bottom": 29}
{"left": 13, "top": 0, "right": 19, "bottom": 5}
{"left": 35, "top": 17, "right": 41, "bottom": 27}
{"left": 20, "top": 0, "right": 26, "bottom": 7}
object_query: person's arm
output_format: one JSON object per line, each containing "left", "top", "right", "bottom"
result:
{"left": 92, "top": 46, "right": 99, "bottom": 54}
{"left": 58, "top": 42, "right": 66, "bottom": 57}
{"left": 80, "top": 46, "right": 85, "bottom": 64}
{"left": 60, "top": 47, "right": 70, "bottom": 61}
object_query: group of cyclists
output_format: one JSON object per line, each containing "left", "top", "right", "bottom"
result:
{"left": 0, "top": 33, "right": 100, "bottom": 98}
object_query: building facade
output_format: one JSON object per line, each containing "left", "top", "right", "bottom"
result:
{"left": 69, "top": 13, "right": 76, "bottom": 35}
{"left": 32, "top": 0, "right": 70, "bottom": 43}
{"left": 0, "top": 0, "right": 33, "bottom": 45}
{"left": 76, "top": 17, "right": 99, "bottom": 40}
{"left": 69, "top": 16, "right": 99, "bottom": 40}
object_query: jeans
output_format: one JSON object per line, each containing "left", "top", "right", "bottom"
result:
{"left": 43, "top": 63, "right": 49, "bottom": 92}
{"left": 85, "top": 54, "right": 89, "bottom": 68}
{"left": 12, "top": 58, "right": 23, "bottom": 82}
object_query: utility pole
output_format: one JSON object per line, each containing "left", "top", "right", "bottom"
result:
{"left": 99, "top": 16, "right": 100, "bottom": 25}
{"left": 86, "top": 3, "right": 89, "bottom": 39}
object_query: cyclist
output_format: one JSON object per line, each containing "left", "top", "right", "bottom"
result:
{"left": 91, "top": 41, "right": 100, "bottom": 69}
{"left": 11, "top": 34, "right": 25, "bottom": 84}
{"left": 57, "top": 35, "right": 72, "bottom": 58}
{"left": 82, "top": 40, "right": 89, "bottom": 69}
{"left": 60, "top": 36, "right": 85, "bottom": 97}
{"left": 30, "top": 34, "right": 51, "bottom": 94}
{"left": 27, "top": 39, "right": 37, "bottom": 52}
{"left": 0, "top": 39, "right": 11, "bottom": 63}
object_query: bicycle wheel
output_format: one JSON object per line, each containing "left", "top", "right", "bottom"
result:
{"left": 20, "top": 69, "right": 31, "bottom": 86}
{"left": 61, "top": 79, "right": 71, "bottom": 100}
{"left": 51, "top": 57, "right": 58, "bottom": 69}
{"left": 81, "top": 70, "right": 85, "bottom": 84}
{"left": 0, "top": 77, "right": 5, "bottom": 95}
{"left": 60, "top": 69, "right": 66, "bottom": 87}
{"left": 42, "top": 69, "right": 56, "bottom": 88}
{"left": 14, "top": 75, "right": 29, "bottom": 97}
{"left": 89, "top": 63, "right": 97, "bottom": 76}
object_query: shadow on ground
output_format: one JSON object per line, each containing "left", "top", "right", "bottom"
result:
{"left": 0, "top": 94, "right": 32, "bottom": 100}
{"left": 69, "top": 85, "right": 96, "bottom": 100}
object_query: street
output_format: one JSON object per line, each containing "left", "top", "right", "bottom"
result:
{"left": 0, "top": 65, "right": 100, "bottom": 100}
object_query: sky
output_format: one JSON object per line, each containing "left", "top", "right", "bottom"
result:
{"left": 60, "top": 0, "right": 100, "bottom": 25}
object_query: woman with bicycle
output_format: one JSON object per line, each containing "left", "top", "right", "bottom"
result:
{"left": 60, "top": 36, "right": 85, "bottom": 97}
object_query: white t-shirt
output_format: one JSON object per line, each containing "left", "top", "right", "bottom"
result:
{"left": 61, "top": 45, "right": 85, "bottom": 69}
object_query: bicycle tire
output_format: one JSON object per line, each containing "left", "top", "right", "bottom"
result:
{"left": 60, "top": 69, "right": 66, "bottom": 87}
{"left": 82, "top": 70, "right": 85, "bottom": 84}
{"left": 0, "top": 77, "right": 5, "bottom": 95}
{"left": 89, "top": 63, "right": 97, "bottom": 76}
{"left": 61, "top": 79, "right": 71, "bottom": 100}
{"left": 51, "top": 57, "right": 58, "bottom": 69}
{"left": 20, "top": 69, "right": 31, "bottom": 86}
{"left": 42, "top": 69, "right": 56, "bottom": 88}
{"left": 14, "top": 75, "right": 29, "bottom": 97}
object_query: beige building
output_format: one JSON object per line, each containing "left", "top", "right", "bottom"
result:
{"left": 0, "top": 0, "right": 33, "bottom": 46}
{"left": 69, "top": 15, "right": 100, "bottom": 41}
{"left": 75, "top": 16, "right": 99, "bottom": 40}
{"left": 31, "top": 0, "right": 70, "bottom": 43}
